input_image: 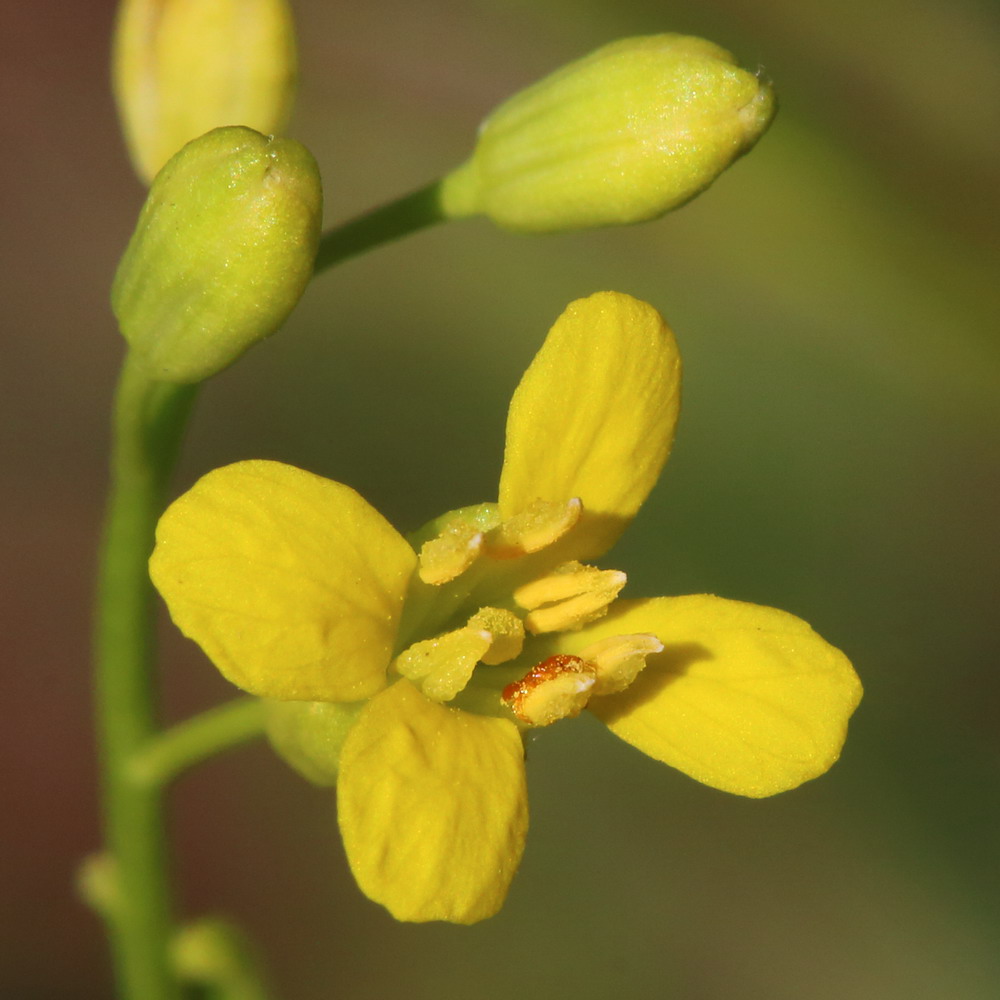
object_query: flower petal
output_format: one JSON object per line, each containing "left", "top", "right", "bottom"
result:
{"left": 498, "top": 292, "right": 680, "bottom": 559}
{"left": 151, "top": 460, "right": 416, "bottom": 701}
{"left": 553, "top": 595, "right": 862, "bottom": 797}
{"left": 337, "top": 680, "right": 528, "bottom": 923}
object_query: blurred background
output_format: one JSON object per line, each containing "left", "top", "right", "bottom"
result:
{"left": 2, "top": 0, "right": 999, "bottom": 997}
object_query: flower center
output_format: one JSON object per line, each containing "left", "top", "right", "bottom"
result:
{"left": 392, "top": 497, "right": 661, "bottom": 725}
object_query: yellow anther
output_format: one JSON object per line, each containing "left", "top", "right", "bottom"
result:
{"left": 502, "top": 655, "right": 597, "bottom": 726}
{"left": 579, "top": 633, "right": 663, "bottom": 695}
{"left": 394, "top": 627, "right": 492, "bottom": 702}
{"left": 513, "top": 562, "right": 626, "bottom": 634}
{"left": 486, "top": 497, "right": 582, "bottom": 558}
{"left": 467, "top": 607, "right": 525, "bottom": 665}
{"left": 418, "top": 523, "right": 484, "bottom": 585}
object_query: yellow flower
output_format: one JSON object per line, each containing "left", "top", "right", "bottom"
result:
{"left": 151, "top": 292, "right": 862, "bottom": 923}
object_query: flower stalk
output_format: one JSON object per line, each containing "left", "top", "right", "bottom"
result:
{"left": 313, "top": 181, "right": 446, "bottom": 274}
{"left": 128, "top": 698, "right": 266, "bottom": 788}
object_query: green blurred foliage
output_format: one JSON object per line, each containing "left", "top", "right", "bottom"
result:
{"left": 1, "top": 0, "right": 997, "bottom": 998}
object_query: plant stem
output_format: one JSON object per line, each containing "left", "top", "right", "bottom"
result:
{"left": 94, "top": 354, "right": 197, "bottom": 1000}
{"left": 313, "top": 180, "right": 446, "bottom": 274}
{"left": 91, "top": 177, "right": 437, "bottom": 998}
{"left": 129, "top": 698, "right": 266, "bottom": 788}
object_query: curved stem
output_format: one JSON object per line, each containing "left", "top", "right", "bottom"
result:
{"left": 94, "top": 354, "right": 197, "bottom": 1000}
{"left": 130, "top": 698, "right": 267, "bottom": 788}
{"left": 313, "top": 180, "right": 446, "bottom": 274}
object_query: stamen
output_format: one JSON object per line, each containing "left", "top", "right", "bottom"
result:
{"left": 513, "top": 561, "right": 626, "bottom": 633}
{"left": 579, "top": 633, "right": 664, "bottom": 695}
{"left": 467, "top": 607, "right": 525, "bottom": 664}
{"left": 418, "top": 523, "right": 484, "bottom": 585}
{"left": 486, "top": 497, "right": 582, "bottom": 558}
{"left": 502, "top": 654, "right": 596, "bottom": 726}
{"left": 394, "top": 627, "right": 492, "bottom": 701}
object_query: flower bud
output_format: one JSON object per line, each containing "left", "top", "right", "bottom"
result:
{"left": 111, "top": 126, "right": 322, "bottom": 383}
{"left": 113, "top": 0, "right": 297, "bottom": 183}
{"left": 440, "top": 34, "right": 775, "bottom": 233}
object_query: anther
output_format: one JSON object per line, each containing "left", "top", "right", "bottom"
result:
{"left": 502, "top": 654, "right": 597, "bottom": 726}
{"left": 487, "top": 497, "right": 582, "bottom": 558}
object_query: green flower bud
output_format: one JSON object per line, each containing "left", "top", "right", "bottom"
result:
{"left": 111, "top": 126, "right": 322, "bottom": 383}
{"left": 440, "top": 34, "right": 775, "bottom": 233}
{"left": 113, "top": 0, "right": 297, "bottom": 184}
{"left": 265, "top": 699, "right": 365, "bottom": 786}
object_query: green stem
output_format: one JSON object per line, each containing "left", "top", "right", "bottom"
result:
{"left": 130, "top": 698, "right": 266, "bottom": 788}
{"left": 313, "top": 180, "right": 446, "bottom": 274}
{"left": 94, "top": 354, "right": 197, "bottom": 1000}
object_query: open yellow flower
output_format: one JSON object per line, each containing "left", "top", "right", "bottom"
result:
{"left": 151, "top": 292, "right": 862, "bottom": 924}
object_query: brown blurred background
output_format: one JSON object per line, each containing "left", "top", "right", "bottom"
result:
{"left": 2, "top": 1, "right": 999, "bottom": 997}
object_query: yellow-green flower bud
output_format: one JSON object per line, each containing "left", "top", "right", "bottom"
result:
{"left": 440, "top": 34, "right": 775, "bottom": 233}
{"left": 111, "top": 126, "right": 322, "bottom": 383}
{"left": 113, "top": 0, "right": 297, "bottom": 184}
